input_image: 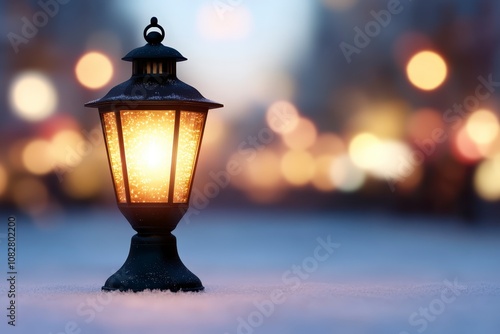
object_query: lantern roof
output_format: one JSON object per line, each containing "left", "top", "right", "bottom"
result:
{"left": 122, "top": 17, "right": 187, "bottom": 62}
{"left": 85, "top": 17, "right": 223, "bottom": 110}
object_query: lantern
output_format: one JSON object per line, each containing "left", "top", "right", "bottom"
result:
{"left": 85, "top": 17, "right": 223, "bottom": 292}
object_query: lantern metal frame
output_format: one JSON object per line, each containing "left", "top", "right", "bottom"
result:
{"left": 85, "top": 17, "right": 222, "bottom": 292}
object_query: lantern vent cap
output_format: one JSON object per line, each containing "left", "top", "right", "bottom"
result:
{"left": 122, "top": 17, "right": 187, "bottom": 62}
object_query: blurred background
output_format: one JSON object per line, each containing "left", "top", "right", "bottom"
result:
{"left": 1, "top": 0, "right": 500, "bottom": 225}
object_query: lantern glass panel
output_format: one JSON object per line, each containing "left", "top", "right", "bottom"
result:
{"left": 102, "top": 112, "right": 127, "bottom": 203}
{"left": 121, "top": 110, "right": 175, "bottom": 203}
{"left": 173, "top": 111, "right": 206, "bottom": 203}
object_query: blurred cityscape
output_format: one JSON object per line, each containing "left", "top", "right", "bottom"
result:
{"left": 1, "top": 0, "right": 500, "bottom": 224}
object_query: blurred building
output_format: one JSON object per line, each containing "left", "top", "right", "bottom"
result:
{"left": 1, "top": 0, "right": 500, "bottom": 224}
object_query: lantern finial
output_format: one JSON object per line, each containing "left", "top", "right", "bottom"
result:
{"left": 143, "top": 16, "right": 165, "bottom": 45}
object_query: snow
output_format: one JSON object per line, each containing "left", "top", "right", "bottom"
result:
{"left": 1, "top": 210, "right": 499, "bottom": 334}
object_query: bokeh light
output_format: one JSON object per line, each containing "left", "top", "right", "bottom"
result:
{"left": 406, "top": 51, "right": 447, "bottom": 91}
{"left": 266, "top": 101, "right": 300, "bottom": 134}
{"left": 21, "top": 139, "right": 54, "bottom": 175}
{"left": 9, "top": 72, "right": 58, "bottom": 122}
{"left": 282, "top": 117, "right": 318, "bottom": 150}
{"left": 465, "top": 109, "right": 499, "bottom": 146}
{"left": 348, "top": 132, "right": 381, "bottom": 170}
{"left": 0, "top": 164, "right": 8, "bottom": 197}
{"left": 330, "top": 154, "right": 365, "bottom": 192}
{"left": 350, "top": 101, "right": 409, "bottom": 139}
{"left": 474, "top": 155, "right": 500, "bottom": 201}
{"left": 349, "top": 133, "right": 412, "bottom": 179}
{"left": 246, "top": 150, "right": 282, "bottom": 189}
{"left": 406, "top": 108, "right": 445, "bottom": 142}
{"left": 310, "top": 132, "right": 345, "bottom": 157}
{"left": 453, "top": 126, "right": 482, "bottom": 163}
{"left": 75, "top": 52, "right": 113, "bottom": 89}
{"left": 281, "top": 150, "right": 315, "bottom": 186}
{"left": 312, "top": 155, "right": 336, "bottom": 192}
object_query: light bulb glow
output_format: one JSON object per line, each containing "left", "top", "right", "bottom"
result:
{"left": 102, "top": 110, "right": 205, "bottom": 204}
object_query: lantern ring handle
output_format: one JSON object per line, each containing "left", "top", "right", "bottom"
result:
{"left": 144, "top": 17, "right": 165, "bottom": 44}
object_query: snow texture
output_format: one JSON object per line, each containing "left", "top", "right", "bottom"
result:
{"left": 1, "top": 210, "right": 499, "bottom": 334}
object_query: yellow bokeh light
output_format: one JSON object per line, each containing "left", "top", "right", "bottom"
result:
{"left": 246, "top": 150, "right": 282, "bottom": 189}
{"left": 312, "top": 155, "right": 336, "bottom": 192}
{"left": 465, "top": 109, "right": 499, "bottom": 145}
{"left": 0, "top": 164, "right": 8, "bottom": 196}
{"left": 22, "top": 139, "right": 54, "bottom": 175}
{"left": 351, "top": 101, "right": 409, "bottom": 139}
{"left": 51, "top": 129, "right": 86, "bottom": 167}
{"left": 281, "top": 150, "right": 315, "bottom": 186}
{"left": 474, "top": 155, "right": 500, "bottom": 201}
{"left": 370, "top": 140, "right": 412, "bottom": 179}
{"left": 406, "top": 51, "right": 447, "bottom": 91}
{"left": 266, "top": 101, "right": 300, "bottom": 135}
{"left": 282, "top": 117, "right": 318, "bottom": 150}
{"left": 348, "top": 133, "right": 381, "bottom": 170}
{"left": 9, "top": 72, "right": 58, "bottom": 122}
{"left": 330, "top": 154, "right": 365, "bottom": 192}
{"left": 75, "top": 52, "right": 113, "bottom": 89}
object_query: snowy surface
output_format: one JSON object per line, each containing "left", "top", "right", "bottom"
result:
{"left": 1, "top": 209, "right": 500, "bottom": 334}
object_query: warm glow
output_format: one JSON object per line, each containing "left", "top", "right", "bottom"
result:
{"left": 348, "top": 133, "right": 381, "bottom": 170}
{"left": 282, "top": 117, "right": 318, "bottom": 150}
{"left": 9, "top": 72, "right": 57, "bottom": 122}
{"left": 281, "top": 150, "right": 315, "bottom": 186}
{"left": 246, "top": 150, "right": 282, "bottom": 189}
{"left": 266, "top": 101, "right": 300, "bottom": 134}
{"left": 474, "top": 155, "right": 500, "bottom": 201}
{"left": 406, "top": 51, "right": 447, "bottom": 91}
{"left": 312, "top": 155, "right": 336, "bottom": 192}
{"left": 407, "top": 108, "right": 444, "bottom": 142}
{"left": 51, "top": 130, "right": 86, "bottom": 166}
{"left": 465, "top": 109, "right": 499, "bottom": 145}
{"left": 121, "top": 110, "right": 174, "bottom": 203}
{"left": 348, "top": 133, "right": 410, "bottom": 179}
{"left": 102, "top": 110, "right": 205, "bottom": 204}
{"left": 202, "top": 113, "right": 225, "bottom": 146}
{"left": 75, "top": 52, "right": 113, "bottom": 89}
{"left": 0, "top": 164, "right": 8, "bottom": 196}
{"left": 22, "top": 139, "right": 54, "bottom": 175}
{"left": 453, "top": 127, "right": 482, "bottom": 163}
{"left": 330, "top": 154, "right": 365, "bottom": 192}
{"left": 173, "top": 111, "right": 206, "bottom": 203}
{"left": 351, "top": 101, "right": 409, "bottom": 139}
{"left": 102, "top": 112, "right": 127, "bottom": 203}
{"left": 310, "top": 133, "right": 345, "bottom": 157}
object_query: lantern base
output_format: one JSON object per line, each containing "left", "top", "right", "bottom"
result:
{"left": 102, "top": 233, "right": 204, "bottom": 292}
